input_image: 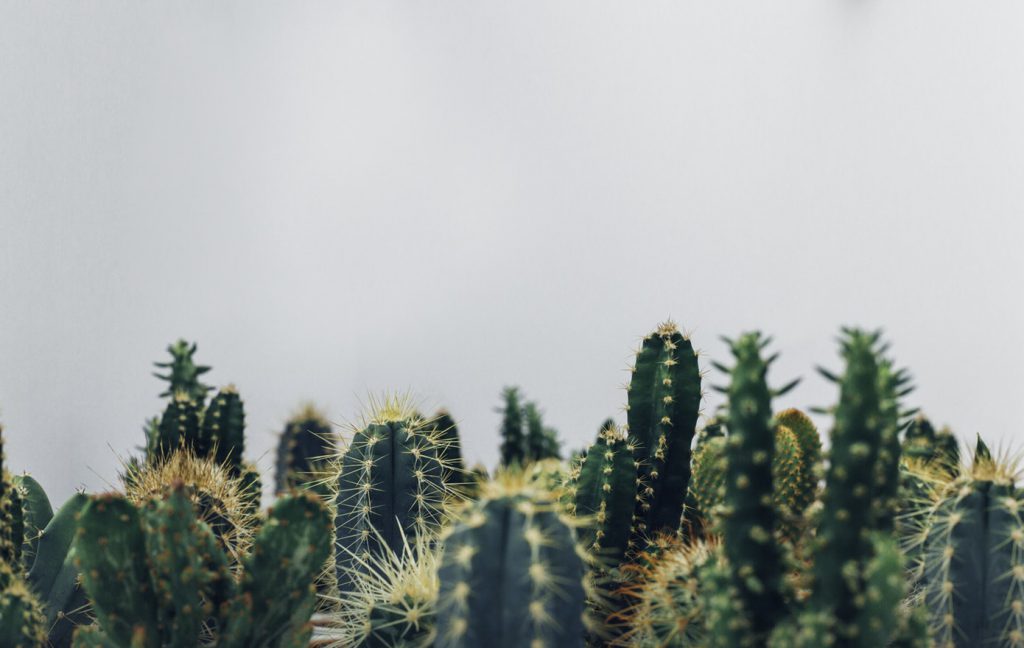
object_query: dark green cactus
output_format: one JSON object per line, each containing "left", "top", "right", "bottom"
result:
{"left": 274, "top": 403, "right": 336, "bottom": 495}
{"left": 153, "top": 339, "right": 213, "bottom": 404}
{"left": 873, "top": 359, "right": 913, "bottom": 533}
{"left": 905, "top": 444, "right": 1024, "bottom": 648}
{"left": 435, "top": 476, "right": 586, "bottom": 648}
{"left": 73, "top": 486, "right": 330, "bottom": 648}
{"left": 569, "top": 424, "right": 643, "bottom": 564}
{"left": 498, "top": 387, "right": 526, "bottom": 467}
{"left": 524, "top": 402, "right": 561, "bottom": 462}
{"left": 334, "top": 410, "right": 454, "bottom": 594}
{"left": 714, "top": 332, "right": 794, "bottom": 642}
{"left": 774, "top": 408, "right": 822, "bottom": 517}
{"left": 627, "top": 321, "right": 702, "bottom": 540}
{"left": 199, "top": 386, "right": 246, "bottom": 471}
{"left": 149, "top": 392, "right": 202, "bottom": 461}
{"left": 431, "top": 409, "right": 465, "bottom": 475}
{"left": 0, "top": 570, "right": 48, "bottom": 648}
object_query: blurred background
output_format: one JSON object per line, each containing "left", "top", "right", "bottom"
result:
{"left": 2, "top": 1, "right": 1022, "bottom": 503}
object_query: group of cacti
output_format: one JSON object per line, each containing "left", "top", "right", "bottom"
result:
{"left": 0, "top": 325, "right": 1018, "bottom": 647}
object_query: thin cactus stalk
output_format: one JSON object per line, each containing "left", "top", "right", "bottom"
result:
{"left": 498, "top": 387, "right": 525, "bottom": 467}
{"left": 627, "top": 321, "right": 702, "bottom": 540}
{"left": 435, "top": 473, "right": 587, "bottom": 648}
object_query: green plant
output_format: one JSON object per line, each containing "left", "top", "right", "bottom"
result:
{"left": 73, "top": 485, "right": 331, "bottom": 647}
{"left": 627, "top": 321, "right": 702, "bottom": 540}
{"left": 498, "top": 387, "right": 525, "bottom": 467}
{"left": 274, "top": 403, "right": 336, "bottom": 495}
{"left": 333, "top": 398, "right": 457, "bottom": 594}
{"left": 435, "top": 473, "right": 587, "bottom": 647}
{"left": 153, "top": 339, "right": 213, "bottom": 404}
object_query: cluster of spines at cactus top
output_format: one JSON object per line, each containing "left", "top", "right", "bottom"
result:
{"left": 333, "top": 396, "right": 462, "bottom": 595}
{"left": 73, "top": 482, "right": 332, "bottom": 647}
{"left": 435, "top": 472, "right": 587, "bottom": 648}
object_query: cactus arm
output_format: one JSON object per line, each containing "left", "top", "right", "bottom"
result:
{"left": 627, "top": 322, "right": 702, "bottom": 538}
{"left": 570, "top": 426, "right": 640, "bottom": 563}
{"left": 200, "top": 386, "right": 246, "bottom": 470}
{"left": 152, "top": 393, "right": 201, "bottom": 461}
{"left": 498, "top": 387, "right": 525, "bottom": 467}
{"left": 856, "top": 533, "right": 906, "bottom": 648}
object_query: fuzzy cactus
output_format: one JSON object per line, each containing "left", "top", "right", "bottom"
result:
{"left": 627, "top": 321, "right": 702, "bottom": 540}
{"left": 73, "top": 485, "right": 331, "bottom": 647}
{"left": 333, "top": 399, "right": 457, "bottom": 594}
{"left": 435, "top": 474, "right": 587, "bottom": 648}
{"left": 153, "top": 339, "right": 213, "bottom": 404}
{"left": 568, "top": 424, "right": 643, "bottom": 564}
{"left": 274, "top": 403, "right": 336, "bottom": 496}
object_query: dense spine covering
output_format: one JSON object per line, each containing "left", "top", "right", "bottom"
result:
{"left": 774, "top": 408, "right": 821, "bottom": 516}
{"left": 334, "top": 408, "right": 453, "bottom": 594}
{"left": 498, "top": 387, "right": 526, "bottom": 467}
{"left": 627, "top": 321, "right": 702, "bottom": 540}
{"left": 715, "top": 333, "right": 790, "bottom": 642}
{"left": 435, "top": 477, "right": 586, "bottom": 648}
{"left": 274, "top": 403, "right": 336, "bottom": 495}
{"left": 569, "top": 424, "right": 643, "bottom": 563}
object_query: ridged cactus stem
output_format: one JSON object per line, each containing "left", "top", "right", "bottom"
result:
{"left": 200, "top": 386, "right": 246, "bottom": 471}
{"left": 627, "top": 321, "right": 702, "bottom": 540}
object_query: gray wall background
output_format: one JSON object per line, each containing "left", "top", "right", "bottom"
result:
{"left": 2, "top": 2, "right": 1022, "bottom": 503}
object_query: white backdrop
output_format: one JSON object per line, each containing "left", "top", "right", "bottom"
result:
{"left": 2, "top": 1, "right": 1022, "bottom": 502}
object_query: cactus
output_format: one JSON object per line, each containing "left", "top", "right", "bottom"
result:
{"left": 524, "top": 402, "right": 561, "bottom": 462}
{"left": 333, "top": 399, "right": 456, "bottom": 594}
{"left": 774, "top": 408, "right": 821, "bottom": 516}
{"left": 321, "top": 532, "right": 440, "bottom": 648}
{"left": 148, "top": 391, "right": 202, "bottom": 462}
{"left": 73, "top": 485, "right": 331, "bottom": 648}
{"left": 613, "top": 537, "right": 716, "bottom": 647}
{"left": 122, "top": 449, "right": 256, "bottom": 563}
{"left": 430, "top": 409, "right": 465, "bottom": 475}
{"left": 435, "top": 473, "right": 587, "bottom": 648}
{"left": 713, "top": 332, "right": 795, "bottom": 641}
{"left": 498, "top": 387, "right": 526, "bottom": 467}
{"left": 13, "top": 474, "right": 52, "bottom": 569}
{"left": 568, "top": 424, "right": 643, "bottom": 564}
{"left": 0, "top": 570, "right": 48, "bottom": 648}
{"left": 627, "top": 321, "right": 702, "bottom": 540}
{"left": 199, "top": 386, "right": 246, "bottom": 471}
{"left": 274, "top": 403, "right": 336, "bottom": 495}
{"left": 153, "top": 339, "right": 213, "bottom": 404}
{"left": 903, "top": 443, "right": 1024, "bottom": 647}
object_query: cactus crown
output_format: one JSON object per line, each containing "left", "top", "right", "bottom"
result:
{"left": 153, "top": 338, "right": 213, "bottom": 403}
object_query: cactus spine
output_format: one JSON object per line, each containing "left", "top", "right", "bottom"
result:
{"left": 435, "top": 475, "right": 586, "bottom": 647}
{"left": 627, "top": 321, "right": 702, "bottom": 540}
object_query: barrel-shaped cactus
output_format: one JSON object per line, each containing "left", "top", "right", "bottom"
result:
{"left": 334, "top": 402, "right": 456, "bottom": 594}
{"left": 435, "top": 474, "right": 587, "bottom": 648}
{"left": 627, "top": 321, "right": 702, "bottom": 540}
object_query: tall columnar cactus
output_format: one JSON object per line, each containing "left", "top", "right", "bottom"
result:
{"left": 713, "top": 332, "right": 795, "bottom": 641}
{"left": 903, "top": 415, "right": 960, "bottom": 477}
{"left": 627, "top": 321, "right": 702, "bottom": 539}
{"left": 524, "top": 402, "right": 561, "bottom": 462}
{"left": 334, "top": 401, "right": 455, "bottom": 594}
{"left": 435, "top": 475, "right": 587, "bottom": 648}
{"left": 809, "top": 328, "right": 904, "bottom": 645}
{"left": 431, "top": 409, "right": 466, "bottom": 476}
{"left": 904, "top": 444, "right": 1024, "bottom": 648}
{"left": 274, "top": 403, "right": 336, "bottom": 495}
{"left": 873, "top": 359, "right": 913, "bottom": 533}
{"left": 153, "top": 339, "right": 213, "bottom": 404}
{"left": 199, "top": 386, "right": 246, "bottom": 471}
{"left": 498, "top": 387, "right": 525, "bottom": 467}
{"left": 568, "top": 424, "right": 643, "bottom": 564}
{"left": 73, "top": 485, "right": 331, "bottom": 648}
